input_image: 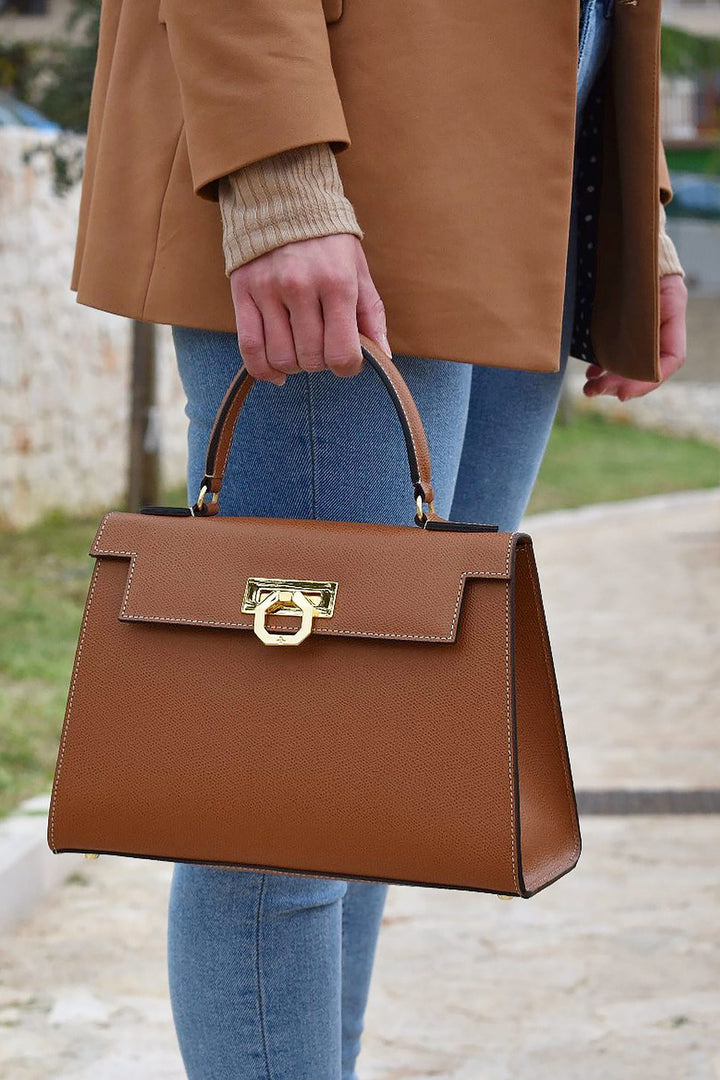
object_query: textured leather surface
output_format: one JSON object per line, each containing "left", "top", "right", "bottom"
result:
{"left": 49, "top": 520, "right": 580, "bottom": 896}
{"left": 513, "top": 543, "right": 581, "bottom": 892}
{"left": 48, "top": 352, "right": 580, "bottom": 897}
{"left": 91, "top": 513, "right": 514, "bottom": 642}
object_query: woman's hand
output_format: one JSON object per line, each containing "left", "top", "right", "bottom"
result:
{"left": 583, "top": 273, "right": 688, "bottom": 401}
{"left": 229, "top": 234, "right": 390, "bottom": 385}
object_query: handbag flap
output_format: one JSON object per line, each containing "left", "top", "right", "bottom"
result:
{"left": 90, "top": 512, "right": 519, "bottom": 643}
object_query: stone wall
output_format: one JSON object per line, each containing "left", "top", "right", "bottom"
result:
{"left": 0, "top": 129, "right": 188, "bottom": 530}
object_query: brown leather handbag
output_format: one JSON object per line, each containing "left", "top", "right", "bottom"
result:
{"left": 48, "top": 337, "right": 580, "bottom": 897}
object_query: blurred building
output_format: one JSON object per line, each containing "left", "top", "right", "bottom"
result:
{"left": 664, "top": 0, "right": 720, "bottom": 38}
{"left": 662, "top": 1, "right": 720, "bottom": 140}
{"left": 0, "top": 0, "right": 78, "bottom": 44}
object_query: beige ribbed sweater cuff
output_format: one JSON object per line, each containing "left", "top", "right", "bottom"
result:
{"left": 658, "top": 200, "right": 685, "bottom": 279}
{"left": 219, "top": 143, "right": 363, "bottom": 275}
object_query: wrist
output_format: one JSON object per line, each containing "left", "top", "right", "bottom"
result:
{"left": 219, "top": 143, "right": 363, "bottom": 274}
{"left": 658, "top": 200, "right": 685, "bottom": 280}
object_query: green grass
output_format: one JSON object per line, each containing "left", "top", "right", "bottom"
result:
{"left": 666, "top": 146, "right": 720, "bottom": 180}
{"left": 0, "top": 415, "right": 718, "bottom": 819}
{"left": 0, "top": 513, "right": 95, "bottom": 819}
{"left": 528, "top": 413, "right": 719, "bottom": 514}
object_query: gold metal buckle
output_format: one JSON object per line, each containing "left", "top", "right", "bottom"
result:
{"left": 242, "top": 578, "right": 338, "bottom": 646}
{"left": 415, "top": 494, "right": 436, "bottom": 524}
{"left": 195, "top": 484, "right": 219, "bottom": 513}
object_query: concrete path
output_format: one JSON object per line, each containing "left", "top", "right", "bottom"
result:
{"left": 1, "top": 490, "right": 718, "bottom": 1080}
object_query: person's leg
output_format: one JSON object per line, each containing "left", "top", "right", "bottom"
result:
{"left": 176, "top": 334, "right": 472, "bottom": 525}
{"left": 449, "top": 0, "right": 613, "bottom": 531}
{"left": 447, "top": 206, "right": 576, "bottom": 531}
{"left": 340, "top": 880, "right": 389, "bottom": 1080}
{"left": 168, "top": 327, "right": 473, "bottom": 1080}
{"left": 168, "top": 867, "right": 347, "bottom": 1080}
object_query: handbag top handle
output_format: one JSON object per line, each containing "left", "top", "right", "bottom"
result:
{"left": 195, "top": 336, "right": 437, "bottom": 523}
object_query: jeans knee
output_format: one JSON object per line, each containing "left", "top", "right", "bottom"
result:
{"left": 259, "top": 871, "right": 348, "bottom": 918}
{"left": 169, "top": 865, "right": 349, "bottom": 937}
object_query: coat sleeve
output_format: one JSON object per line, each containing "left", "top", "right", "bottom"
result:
{"left": 158, "top": 0, "right": 351, "bottom": 200}
{"left": 658, "top": 133, "right": 673, "bottom": 206}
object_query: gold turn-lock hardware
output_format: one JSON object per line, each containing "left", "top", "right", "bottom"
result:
{"left": 242, "top": 578, "right": 338, "bottom": 646}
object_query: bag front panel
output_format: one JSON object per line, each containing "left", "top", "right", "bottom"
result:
{"left": 49, "top": 555, "right": 521, "bottom": 895}
{"left": 89, "top": 512, "right": 515, "bottom": 642}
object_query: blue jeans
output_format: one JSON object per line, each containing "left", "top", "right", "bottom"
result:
{"left": 168, "top": 5, "right": 613, "bottom": 1077}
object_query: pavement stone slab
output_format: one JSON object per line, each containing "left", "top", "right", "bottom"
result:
{"left": 529, "top": 490, "right": 720, "bottom": 791}
{"left": 0, "top": 816, "right": 718, "bottom": 1080}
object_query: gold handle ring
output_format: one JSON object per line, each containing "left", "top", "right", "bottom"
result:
{"left": 252, "top": 589, "right": 316, "bottom": 646}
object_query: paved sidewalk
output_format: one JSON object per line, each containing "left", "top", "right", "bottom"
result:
{"left": 1, "top": 490, "right": 718, "bottom": 1080}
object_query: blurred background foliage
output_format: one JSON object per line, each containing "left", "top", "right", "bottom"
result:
{"left": 0, "top": 0, "right": 98, "bottom": 129}
{"left": 0, "top": 0, "right": 98, "bottom": 189}
{"left": 662, "top": 22, "right": 720, "bottom": 75}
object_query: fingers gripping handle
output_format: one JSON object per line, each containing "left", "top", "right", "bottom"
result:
{"left": 196, "top": 335, "right": 436, "bottom": 522}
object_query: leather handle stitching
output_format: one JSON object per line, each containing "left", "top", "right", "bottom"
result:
{"left": 504, "top": 579, "right": 519, "bottom": 892}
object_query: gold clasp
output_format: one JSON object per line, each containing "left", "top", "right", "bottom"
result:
{"left": 242, "top": 578, "right": 338, "bottom": 646}
{"left": 195, "top": 484, "right": 219, "bottom": 514}
{"left": 415, "top": 494, "right": 436, "bottom": 524}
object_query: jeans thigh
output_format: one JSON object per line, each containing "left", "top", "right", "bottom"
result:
{"left": 168, "top": 863, "right": 348, "bottom": 1080}
{"left": 172, "top": 326, "right": 473, "bottom": 526}
{"left": 449, "top": 1, "right": 612, "bottom": 531}
{"left": 449, "top": 162, "right": 580, "bottom": 531}
{"left": 577, "top": 0, "right": 614, "bottom": 121}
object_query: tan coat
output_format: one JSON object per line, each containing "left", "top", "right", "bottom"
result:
{"left": 71, "top": 0, "right": 672, "bottom": 380}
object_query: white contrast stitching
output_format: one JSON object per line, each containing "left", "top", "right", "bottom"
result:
{"left": 48, "top": 560, "right": 102, "bottom": 852}
{"left": 216, "top": 401, "right": 239, "bottom": 482}
{"left": 119, "top": 613, "right": 460, "bottom": 641}
{"left": 363, "top": 344, "right": 429, "bottom": 491}
{"left": 392, "top": 387, "right": 424, "bottom": 484}
{"left": 214, "top": 378, "right": 253, "bottom": 489}
{"left": 92, "top": 512, "right": 115, "bottom": 551}
{"left": 504, "top": 578, "right": 518, "bottom": 892}
{"left": 121, "top": 553, "right": 138, "bottom": 617}
{"left": 94, "top": 533, "right": 515, "bottom": 641}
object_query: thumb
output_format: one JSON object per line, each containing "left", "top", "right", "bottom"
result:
{"left": 356, "top": 277, "right": 391, "bottom": 358}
